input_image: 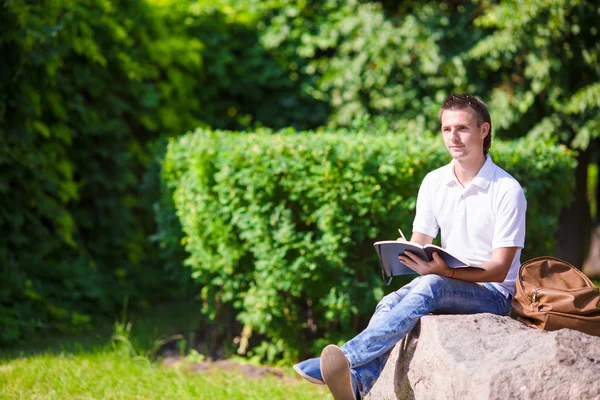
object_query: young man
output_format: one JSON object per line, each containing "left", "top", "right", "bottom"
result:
{"left": 293, "top": 94, "right": 527, "bottom": 400}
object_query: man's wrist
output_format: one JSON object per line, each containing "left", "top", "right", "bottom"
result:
{"left": 449, "top": 268, "right": 456, "bottom": 279}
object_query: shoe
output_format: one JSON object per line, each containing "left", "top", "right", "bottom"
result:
{"left": 293, "top": 357, "right": 325, "bottom": 385}
{"left": 320, "top": 345, "right": 356, "bottom": 400}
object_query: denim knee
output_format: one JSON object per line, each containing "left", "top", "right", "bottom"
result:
{"left": 413, "top": 274, "right": 446, "bottom": 292}
{"left": 375, "top": 291, "right": 402, "bottom": 313}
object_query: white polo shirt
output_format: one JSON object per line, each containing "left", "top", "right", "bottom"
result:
{"left": 412, "top": 155, "right": 527, "bottom": 296}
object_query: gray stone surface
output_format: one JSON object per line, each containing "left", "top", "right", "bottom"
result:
{"left": 365, "top": 314, "right": 600, "bottom": 400}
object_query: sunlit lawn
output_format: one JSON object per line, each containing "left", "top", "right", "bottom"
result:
{"left": 0, "top": 351, "right": 330, "bottom": 399}
{"left": 4, "top": 280, "right": 600, "bottom": 399}
{"left": 0, "top": 302, "right": 331, "bottom": 400}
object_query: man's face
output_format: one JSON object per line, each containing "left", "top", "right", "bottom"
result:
{"left": 440, "top": 108, "right": 489, "bottom": 161}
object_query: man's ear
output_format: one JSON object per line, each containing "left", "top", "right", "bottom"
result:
{"left": 481, "top": 122, "right": 490, "bottom": 139}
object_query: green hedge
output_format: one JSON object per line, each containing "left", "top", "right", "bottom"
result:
{"left": 162, "top": 128, "right": 576, "bottom": 361}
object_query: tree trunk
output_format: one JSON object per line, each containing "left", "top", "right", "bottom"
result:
{"left": 583, "top": 156, "right": 600, "bottom": 278}
{"left": 555, "top": 149, "right": 591, "bottom": 269}
{"left": 582, "top": 223, "right": 600, "bottom": 277}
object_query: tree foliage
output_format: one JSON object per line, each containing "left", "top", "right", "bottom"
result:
{"left": 0, "top": 0, "right": 198, "bottom": 343}
{"left": 0, "top": 0, "right": 322, "bottom": 344}
{"left": 469, "top": 0, "right": 600, "bottom": 147}
{"left": 238, "top": 0, "right": 478, "bottom": 131}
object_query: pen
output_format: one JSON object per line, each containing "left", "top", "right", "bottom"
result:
{"left": 397, "top": 228, "right": 407, "bottom": 241}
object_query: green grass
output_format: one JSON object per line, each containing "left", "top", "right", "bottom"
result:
{"left": 0, "top": 301, "right": 331, "bottom": 399}
{"left": 8, "top": 280, "right": 598, "bottom": 400}
{"left": 0, "top": 351, "right": 330, "bottom": 399}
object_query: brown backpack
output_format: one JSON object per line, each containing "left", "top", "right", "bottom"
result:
{"left": 512, "top": 256, "right": 600, "bottom": 336}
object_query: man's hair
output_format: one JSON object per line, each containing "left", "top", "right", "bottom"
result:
{"left": 439, "top": 94, "right": 492, "bottom": 155}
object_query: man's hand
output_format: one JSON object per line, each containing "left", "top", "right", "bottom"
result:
{"left": 399, "top": 251, "right": 452, "bottom": 277}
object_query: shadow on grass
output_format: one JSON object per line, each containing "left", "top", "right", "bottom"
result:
{"left": 0, "top": 300, "right": 205, "bottom": 361}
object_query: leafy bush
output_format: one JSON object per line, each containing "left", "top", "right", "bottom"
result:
{"left": 162, "top": 128, "right": 576, "bottom": 361}
{"left": 0, "top": 0, "right": 194, "bottom": 344}
{"left": 0, "top": 0, "right": 331, "bottom": 345}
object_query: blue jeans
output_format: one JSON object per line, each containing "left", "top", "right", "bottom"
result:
{"left": 341, "top": 274, "right": 512, "bottom": 397}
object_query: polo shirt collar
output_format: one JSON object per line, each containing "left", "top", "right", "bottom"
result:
{"left": 445, "top": 155, "right": 496, "bottom": 189}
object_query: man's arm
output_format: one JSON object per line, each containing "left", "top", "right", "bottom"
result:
{"left": 410, "top": 232, "right": 433, "bottom": 246}
{"left": 400, "top": 246, "right": 519, "bottom": 283}
{"left": 449, "top": 246, "right": 518, "bottom": 282}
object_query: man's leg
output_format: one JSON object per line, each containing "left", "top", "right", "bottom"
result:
{"left": 342, "top": 274, "right": 510, "bottom": 368}
{"left": 293, "top": 282, "right": 412, "bottom": 385}
{"left": 349, "top": 351, "right": 390, "bottom": 398}
{"left": 325, "top": 275, "right": 510, "bottom": 398}
{"left": 365, "top": 283, "right": 413, "bottom": 327}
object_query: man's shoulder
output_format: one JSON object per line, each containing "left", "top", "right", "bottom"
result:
{"left": 423, "top": 162, "right": 452, "bottom": 185}
{"left": 491, "top": 162, "right": 524, "bottom": 194}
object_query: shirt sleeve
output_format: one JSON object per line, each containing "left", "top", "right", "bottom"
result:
{"left": 412, "top": 173, "right": 439, "bottom": 239}
{"left": 493, "top": 186, "right": 527, "bottom": 249}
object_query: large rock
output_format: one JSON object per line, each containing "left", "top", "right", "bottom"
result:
{"left": 365, "top": 314, "right": 600, "bottom": 400}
